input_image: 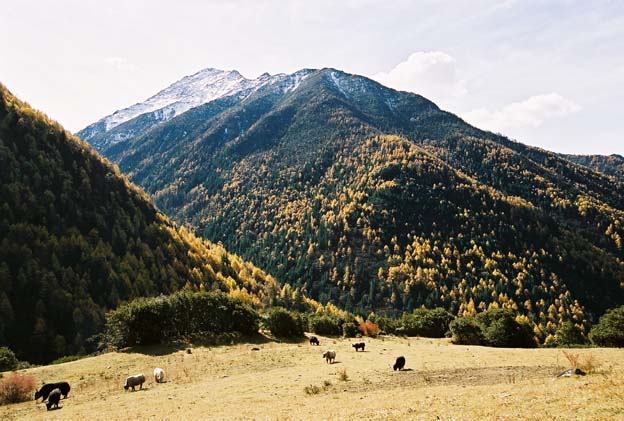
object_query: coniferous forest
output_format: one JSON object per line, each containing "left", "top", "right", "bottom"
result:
{"left": 77, "top": 69, "right": 624, "bottom": 345}
{"left": 0, "top": 84, "right": 298, "bottom": 363}
{"left": 1, "top": 68, "right": 624, "bottom": 363}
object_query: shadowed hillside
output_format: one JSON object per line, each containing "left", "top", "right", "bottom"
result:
{"left": 0, "top": 84, "right": 294, "bottom": 363}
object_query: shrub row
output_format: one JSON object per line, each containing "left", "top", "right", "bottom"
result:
{"left": 263, "top": 309, "right": 362, "bottom": 338}
{"left": 308, "top": 313, "right": 360, "bottom": 337}
{"left": 449, "top": 309, "right": 537, "bottom": 348}
{"left": 368, "top": 308, "right": 454, "bottom": 338}
{"left": 264, "top": 307, "right": 454, "bottom": 339}
{"left": 105, "top": 290, "right": 258, "bottom": 347}
{"left": 99, "top": 292, "right": 624, "bottom": 349}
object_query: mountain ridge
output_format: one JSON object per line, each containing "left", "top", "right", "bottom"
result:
{"left": 77, "top": 68, "right": 317, "bottom": 150}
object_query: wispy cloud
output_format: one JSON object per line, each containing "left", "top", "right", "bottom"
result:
{"left": 104, "top": 56, "right": 137, "bottom": 72}
{"left": 462, "top": 93, "right": 581, "bottom": 132}
{"left": 371, "top": 51, "right": 467, "bottom": 104}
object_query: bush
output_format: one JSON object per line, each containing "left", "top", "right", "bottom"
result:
{"left": 359, "top": 321, "right": 381, "bottom": 337}
{"left": 370, "top": 315, "right": 399, "bottom": 334}
{"left": 477, "top": 309, "right": 536, "bottom": 348}
{"left": 450, "top": 310, "right": 537, "bottom": 348}
{"left": 449, "top": 317, "right": 484, "bottom": 345}
{"left": 105, "top": 291, "right": 259, "bottom": 347}
{"left": 555, "top": 321, "right": 587, "bottom": 346}
{"left": 0, "top": 347, "right": 18, "bottom": 372}
{"left": 0, "top": 372, "right": 36, "bottom": 405}
{"left": 341, "top": 314, "right": 361, "bottom": 338}
{"left": 265, "top": 308, "right": 304, "bottom": 338}
{"left": 304, "top": 384, "right": 321, "bottom": 395}
{"left": 308, "top": 314, "right": 342, "bottom": 336}
{"left": 589, "top": 305, "right": 624, "bottom": 347}
{"left": 398, "top": 308, "right": 454, "bottom": 337}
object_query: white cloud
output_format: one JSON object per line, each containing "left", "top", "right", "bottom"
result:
{"left": 104, "top": 56, "right": 137, "bottom": 72}
{"left": 371, "top": 51, "right": 467, "bottom": 104}
{"left": 462, "top": 93, "right": 581, "bottom": 132}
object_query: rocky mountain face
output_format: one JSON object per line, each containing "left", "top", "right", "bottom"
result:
{"left": 79, "top": 67, "right": 624, "bottom": 341}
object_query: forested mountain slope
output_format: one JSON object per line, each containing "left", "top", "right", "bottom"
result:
{"left": 0, "top": 84, "right": 290, "bottom": 363}
{"left": 80, "top": 69, "right": 624, "bottom": 341}
{"left": 563, "top": 153, "right": 624, "bottom": 181}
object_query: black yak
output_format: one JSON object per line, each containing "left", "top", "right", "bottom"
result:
{"left": 393, "top": 356, "right": 406, "bottom": 371}
{"left": 124, "top": 373, "right": 146, "bottom": 391}
{"left": 35, "top": 382, "right": 70, "bottom": 401}
{"left": 352, "top": 342, "right": 365, "bottom": 351}
{"left": 46, "top": 388, "right": 62, "bottom": 410}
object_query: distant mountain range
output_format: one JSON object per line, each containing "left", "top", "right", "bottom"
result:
{"left": 0, "top": 84, "right": 290, "bottom": 363}
{"left": 76, "top": 67, "right": 624, "bottom": 342}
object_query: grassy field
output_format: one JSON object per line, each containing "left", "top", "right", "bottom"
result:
{"left": 2, "top": 335, "right": 623, "bottom": 420}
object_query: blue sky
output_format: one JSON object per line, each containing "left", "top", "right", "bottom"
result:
{"left": 1, "top": 0, "right": 622, "bottom": 154}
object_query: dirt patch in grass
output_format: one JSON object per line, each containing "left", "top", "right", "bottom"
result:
{"left": 341, "top": 364, "right": 560, "bottom": 394}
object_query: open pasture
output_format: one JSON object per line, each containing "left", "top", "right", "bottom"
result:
{"left": 2, "top": 336, "right": 623, "bottom": 420}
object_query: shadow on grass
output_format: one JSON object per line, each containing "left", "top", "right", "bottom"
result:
{"left": 121, "top": 332, "right": 308, "bottom": 356}
{"left": 125, "top": 387, "right": 150, "bottom": 392}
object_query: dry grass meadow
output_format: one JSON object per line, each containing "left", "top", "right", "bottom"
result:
{"left": 1, "top": 335, "right": 623, "bottom": 420}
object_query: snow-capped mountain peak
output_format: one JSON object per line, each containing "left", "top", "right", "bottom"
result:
{"left": 101, "top": 68, "right": 247, "bottom": 132}
{"left": 78, "top": 67, "right": 317, "bottom": 145}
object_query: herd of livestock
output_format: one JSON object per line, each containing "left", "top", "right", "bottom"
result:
{"left": 33, "top": 336, "right": 406, "bottom": 411}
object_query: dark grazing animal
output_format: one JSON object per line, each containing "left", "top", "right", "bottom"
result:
{"left": 352, "top": 342, "right": 365, "bottom": 351}
{"left": 45, "top": 388, "right": 62, "bottom": 410}
{"left": 124, "top": 373, "right": 146, "bottom": 391}
{"left": 309, "top": 336, "right": 320, "bottom": 346}
{"left": 35, "top": 382, "right": 71, "bottom": 401}
{"left": 393, "top": 356, "right": 406, "bottom": 371}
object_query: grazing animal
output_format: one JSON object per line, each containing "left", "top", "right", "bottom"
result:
{"left": 34, "top": 382, "right": 71, "bottom": 401}
{"left": 309, "top": 336, "right": 320, "bottom": 346}
{"left": 153, "top": 368, "right": 166, "bottom": 383}
{"left": 322, "top": 350, "right": 336, "bottom": 364}
{"left": 352, "top": 342, "right": 365, "bottom": 351}
{"left": 124, "top": 374, "right": 146, "bottom": 391}
{"left": 45, "top": 388, "right": 62, "bottom": 411}
{"left": 393, "top": 356, "right": 406, "bottom": 371}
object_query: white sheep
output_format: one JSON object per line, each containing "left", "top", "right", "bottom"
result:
{"left": 124, "top": 373, "right": 146, "bottom": 391}
{"left": 154, "top": 367, "right": 166, "bottom": 383}
{"left": 322, "top": 349, "right": 336, "bottom": 364}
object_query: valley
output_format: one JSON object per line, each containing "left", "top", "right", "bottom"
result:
{"left": 2, "top": 2, "right": 624, "bottom": 419}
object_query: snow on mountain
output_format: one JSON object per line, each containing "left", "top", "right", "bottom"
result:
{"left": 78, "top": 68, "right": 316, "bottom": 144}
